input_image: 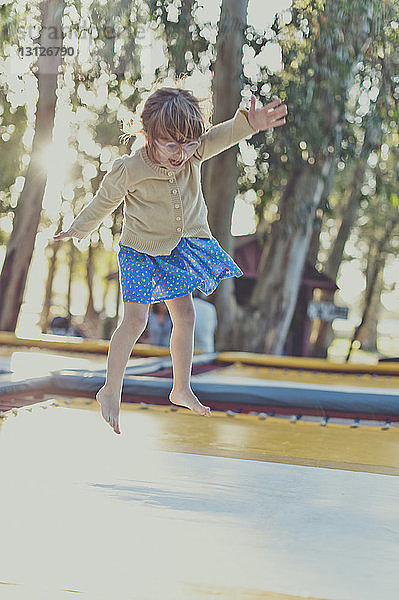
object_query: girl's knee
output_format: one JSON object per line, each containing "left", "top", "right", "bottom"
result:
{"left": 121, "top": 302, "right": 150, "bottom": 331}
{"left": 165, "top": 295, "right": 196, "bottom": 324}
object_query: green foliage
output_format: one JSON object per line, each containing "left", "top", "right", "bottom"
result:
{"left": 241, "top": 0, "right": 398, "bottom": 232}
{"left": 79, "top": 0, "right": 142, "bottom": 82}
{"left": 0, "top": 2, "right": 28, "bottom": 212}
{"left": 145, "top": 0, "right": 210, "bottom": 76}
{"left": 0, "top": 92, "right": 27, "bottom": 211}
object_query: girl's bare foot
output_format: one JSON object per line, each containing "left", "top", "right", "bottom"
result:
{"left": 168, "top": 388, "right": 211, "bottom": 417}
{"left": 96, "top": 386, "right": 121, "bottom": 434}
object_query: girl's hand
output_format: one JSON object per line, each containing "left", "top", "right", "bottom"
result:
{"left": 248, "top": 95, "right": 288, "bottom": 132}
{"left": 53, "top": 229, "right": 82, "bottom": 243}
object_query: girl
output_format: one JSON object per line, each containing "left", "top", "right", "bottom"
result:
{"left": 54, "top": 84, "right": 287, "bottom": 434}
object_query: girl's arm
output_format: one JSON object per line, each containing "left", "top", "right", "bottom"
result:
{"left": 197, "top": 95, "right": 287, "bottom": 163}
{"left": 54, "top": 156, "right": 129, "bottom": 242}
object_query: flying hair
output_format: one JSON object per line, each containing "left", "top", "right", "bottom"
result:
{"left": 119, "top": 74, "right": 213, "bottom": 162}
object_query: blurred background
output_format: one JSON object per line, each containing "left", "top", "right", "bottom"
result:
{"left": 0, "top": 0, "right": 397, "bottom": 361}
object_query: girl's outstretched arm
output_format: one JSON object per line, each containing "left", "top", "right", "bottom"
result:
{"left": 247, "top": 95, "right": 287, "bottom": 131}
{"left": 197, "top": 94, "right": 287, "bottom": 163}
{"left": 54, "top": 156, "right": 129, "bottom": 243}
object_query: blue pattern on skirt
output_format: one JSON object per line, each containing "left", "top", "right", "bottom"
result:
{"left": 118, "top": 236, "right": 243, "bottom": 303}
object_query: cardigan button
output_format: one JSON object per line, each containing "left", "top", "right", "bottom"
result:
{"left": 169, "top": 178, "right": 174, "bottom": 183}
{"left": 176, "top": 227, "right": 182, "bottom": 232}
{"left": 176, "top": 216, "right": 181, "bottom": 221}
{"left": 167, "top": 171, "right": 173, "bottom": 176}
{"left": 172, "top": 189, "right": 178, "bottom": 194}
{"left": 174, "top": 203, "right": 179, "bottom": 208}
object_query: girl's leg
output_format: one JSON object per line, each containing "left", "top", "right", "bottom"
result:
{"left": 164, "top": 293, "right": 211, "bottom": 417}
{"left": 96, "top": 301, "right": 150, "bottom": 434}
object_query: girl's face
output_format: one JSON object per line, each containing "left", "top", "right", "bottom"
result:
{"left": 152, "top": 136, "right": 201, "bottom": 170}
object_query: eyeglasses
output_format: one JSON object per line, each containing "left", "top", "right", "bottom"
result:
{"left": 155, "top": 138, "right": 201, "bottom": 155}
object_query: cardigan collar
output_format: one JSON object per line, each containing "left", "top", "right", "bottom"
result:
{"left": 138, "top": 145, "right": 186, "bottom": 175}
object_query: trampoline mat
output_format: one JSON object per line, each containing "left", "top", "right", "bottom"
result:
{"left": 0, "top": 401, "right": 398, "bottom": 600}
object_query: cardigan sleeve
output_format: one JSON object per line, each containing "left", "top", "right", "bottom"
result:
{"left": 197, "top": 108, "right": 258, "bottom": 163}
{"left": 68, "top": 156, "right": 128, "bottom": 240}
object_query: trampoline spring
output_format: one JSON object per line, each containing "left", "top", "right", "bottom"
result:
{"left": 350, "top": 418, "right": 360, "bottom": 428}
{"left": 381, "top": 420, "right": 391, "bottom": 430}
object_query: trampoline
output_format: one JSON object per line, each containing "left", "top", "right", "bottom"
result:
{"left": 1, "top": 344, "right": 399, "bottom": 599}
{"left": 1, "top": 398, "right": 399, "bottom": 599}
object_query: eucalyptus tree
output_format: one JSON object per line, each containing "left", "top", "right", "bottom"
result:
{"left": 227, "top": 0, "right": 395, "bottom": 354}
{"left": 0, "top": 0, "right": 65, "bottom": 331}
{"left": 345, "top": 144, "right": 399, "bottom": 360}
{"left": 310, "top": 10, "right": 398, "bottom": 357}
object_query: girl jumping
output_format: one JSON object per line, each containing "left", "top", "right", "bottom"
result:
{"left": 54, "top": 84, "right": 287, "bottom": 434}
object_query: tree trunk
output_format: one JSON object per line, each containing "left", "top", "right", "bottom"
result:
{"left": 202, "top": 0, "right": 249, "bottom": 350}
{"left": 238, "top": 161, "right": 332, "bottom": 354}
{"left": 0, "top": 0, "right": 65, "bottom": 331}
{"left": 310, "top": 158, "right": 367, "bottom": 357}
{"left": 345, "top": 215, "right": 399, "bottom": 360}
{"left": 306, "top": 156, "right": 337, "bottom": 267}
{"left": 84, "top": 244, "right": 102, "bottom": 338}
{"left": 286, "top": 157, "right": 337, "bottom": 355}
{"left": 40, "top": 240, "right": 60, "bottom": 333}
{"left": 357, "top": 266, "right": 383, "bottom": 352}
{"left": 66, "top": 239, "right": 76, "bottom": 319}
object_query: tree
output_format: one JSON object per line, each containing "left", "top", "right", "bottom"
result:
{"left": 0, "top": 0, "right": 65, "bottom": 331}
{"left": 201, "top": 0, "right": 250, "bottom": 346}
{"left": 310, "top": 9, "right": 398, "bottom": 357}
{"left": 219, "top": 0, "right": 392, "bottom": 354}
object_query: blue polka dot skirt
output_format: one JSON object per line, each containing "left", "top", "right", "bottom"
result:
{"left": 118, "top": 236, "right": 243, "bottom": 303}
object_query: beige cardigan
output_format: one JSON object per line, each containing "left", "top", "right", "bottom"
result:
{"left": 68, "top": 107, "right": 258, "bottom": 256}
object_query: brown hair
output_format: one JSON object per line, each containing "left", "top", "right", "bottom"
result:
{"left": 119, "top": 76, "right": 213, "bottom": 163}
